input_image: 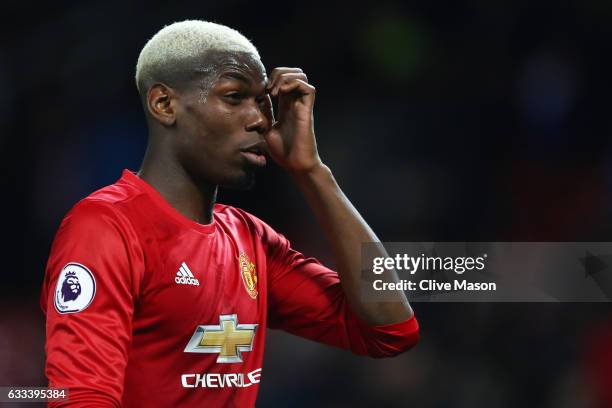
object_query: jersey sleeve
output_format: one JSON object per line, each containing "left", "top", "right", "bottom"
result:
{"left": 259, "top": 221, "right": 419, "bottom": 358}
{"left": 40, "top": 199, "right": 144, "bottom": 407}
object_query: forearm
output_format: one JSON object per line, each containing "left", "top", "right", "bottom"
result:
{"left": 291, "top": 163, "right": 413, "bottom": 325}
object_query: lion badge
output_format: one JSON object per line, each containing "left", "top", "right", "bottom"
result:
{"left": 54, "top": 263, "right": 96, "bottom": 314}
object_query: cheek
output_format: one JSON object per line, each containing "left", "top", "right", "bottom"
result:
{"left": 179, "top": 99, "right": 248, "bottom": 177}
{"left": 199, "top": 107, "right": 244, "bottom": 151}
{"left": 188, "top": 124, "right": 240, "bottom": 180}
{"left": 197, "top": 100, "right": 234, "bottom": 130}
{"left": 181, "top": 104, "right": 224, "bottom": 147}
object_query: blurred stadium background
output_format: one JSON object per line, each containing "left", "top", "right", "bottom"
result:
{"left": 2, "top": 0, "right": 612, "bottom": 406}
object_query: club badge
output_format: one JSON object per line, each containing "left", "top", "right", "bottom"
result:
{"left": 239, "top": 252, "right": 258, "bottom": 299}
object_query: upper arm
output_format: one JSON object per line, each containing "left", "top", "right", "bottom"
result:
{"left": 41, "top": 200, "right": 143, "bottom": 406}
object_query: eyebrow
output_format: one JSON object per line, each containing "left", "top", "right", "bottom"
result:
{"left": 220, "top": 71, "right": 252, "bottom": 85}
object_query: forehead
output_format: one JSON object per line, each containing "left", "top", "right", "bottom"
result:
{"left": 203, "top": 50, "right": 266, "bottom": 84}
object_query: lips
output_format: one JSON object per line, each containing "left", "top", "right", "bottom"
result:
{"left": 241, "top": 142, "right": 267, "bottom": 167}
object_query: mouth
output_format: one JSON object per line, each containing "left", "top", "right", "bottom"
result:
{"left": 241, "top": 142, "right": 267, "bottom": 167}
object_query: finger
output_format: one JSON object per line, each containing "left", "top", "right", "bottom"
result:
{"left": 271, "top": 73, "right": 309, "bottom": 96}
{"left": 267, "top": 67, "right": 304, "bottom": 91}
{"left": 268, "top": 69, "right": 305, "bottom": 93}
{"left": 268, "top": 67, "right": 303, "bottom": 86}
{"left": 262, "top": 94, "right": 275, "bottom": 124}
{"left": 276, "top": 79, "right": 315, "bottom": 101}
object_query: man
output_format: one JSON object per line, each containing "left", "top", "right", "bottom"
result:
{"left": 41, "top": 20, "right": 419, "bottom": 407}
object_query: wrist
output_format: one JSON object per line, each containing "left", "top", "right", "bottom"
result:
{"left": 291, "top": 163, "right": 339, "bottom": 199}
{"left": 289, "top": 161, "right": 331, "bottom": 183}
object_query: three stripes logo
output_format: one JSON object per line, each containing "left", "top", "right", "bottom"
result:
{"left": 175, "top": 262, "right": 200, "bottom": 286}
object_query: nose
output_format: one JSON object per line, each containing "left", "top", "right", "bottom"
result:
{"left": 245, "top": 98, "right": 272, "bottom": 134}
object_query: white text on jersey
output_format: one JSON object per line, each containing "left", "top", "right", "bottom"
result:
{"left": 181, "top": 368, "right": 262, "bottom": 388}
{"left": 175, "top": 262, "right": 200, "bottom": 286}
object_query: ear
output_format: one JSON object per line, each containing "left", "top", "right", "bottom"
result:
{"left": 147, "top": 83, "right": 177, "bottom": 126}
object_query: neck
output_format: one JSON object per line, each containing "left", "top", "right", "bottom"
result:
{"left": 137, "top": 142, "right": 218, "bottom": 225}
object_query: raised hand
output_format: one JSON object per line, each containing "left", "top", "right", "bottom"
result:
{"left": 264, "top": 67, "right": 322, "bottom": 173}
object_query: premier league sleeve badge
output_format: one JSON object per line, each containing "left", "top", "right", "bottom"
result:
{"left": 54, "top": 263, "right": 97, "bottom": 314}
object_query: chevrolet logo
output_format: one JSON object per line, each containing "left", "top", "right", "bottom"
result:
{"left": 184, "top": 314, "right": 258, "bottom": 363}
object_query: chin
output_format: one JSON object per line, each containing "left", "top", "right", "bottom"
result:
{"left": 221, "top": 170, "right": 256, "bottom": 191}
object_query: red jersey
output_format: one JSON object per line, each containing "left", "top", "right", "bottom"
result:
{"left": 41, "top": 170, "right": 419, "bottom": 407}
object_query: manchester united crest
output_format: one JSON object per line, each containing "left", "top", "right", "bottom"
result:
{"left": 239, "top": 252, "right": 258, "bottom": 299}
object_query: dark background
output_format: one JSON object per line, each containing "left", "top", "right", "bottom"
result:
{"left": 2, "top": 0, "right": 612, "bottom": 406}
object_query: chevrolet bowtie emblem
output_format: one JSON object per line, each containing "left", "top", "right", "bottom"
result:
{"left": 184, "top": 314, "right": 258, "bottom": 363}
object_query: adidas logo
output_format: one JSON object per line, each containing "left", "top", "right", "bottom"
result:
{"left": 175, "top": 262, "right": 200, "bottom": 286}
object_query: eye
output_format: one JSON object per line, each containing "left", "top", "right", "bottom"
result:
{"left": 224, "top": 92, "right": 243, "bottom": 104}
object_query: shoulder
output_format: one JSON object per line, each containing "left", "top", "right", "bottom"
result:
{"left": 60, "top": 188, "right": 142, "bottom": 240}
{"left": 61, "top": 175, "right": 146, "bottom": 231}
{"left": 54, "top": 200, "right": 128, "bottom": 249}
{"left": 87, "top": 175, "right": 142, "bottom": 205}
{"left": 48, "top": 187, "right": 145, "bottom": 276}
